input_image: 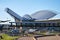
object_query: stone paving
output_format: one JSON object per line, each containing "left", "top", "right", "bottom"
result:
{"left": 37, "top": 35, "right": 60, "bottom": 40}
{"left": 18, "top": 37, "right": 36, "bottom": 40}
{"left": 18, "top": 35, "right": 60, "bottom": 40}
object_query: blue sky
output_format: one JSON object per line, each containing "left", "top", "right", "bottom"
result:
{"left": 0, "top": 0, "right": 60, "bottom": 21}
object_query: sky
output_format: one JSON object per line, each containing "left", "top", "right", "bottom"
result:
{"left": 0, "top": 0, "right": 60, "bottom": 22}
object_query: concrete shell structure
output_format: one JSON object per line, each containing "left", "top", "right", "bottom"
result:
{"left": 5, "top": 8, "right": 57, "bottom": 21}
{"left": 5, "top": 8, "right": 22, "bottom": 21}
{"left": 23, "top": 14, "right": 32, "bottom": 20}
{"left": 31, "top": 10, "right": 57, "bottom": 20}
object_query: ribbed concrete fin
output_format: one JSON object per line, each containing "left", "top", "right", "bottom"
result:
{"left": 5, "top": 8, "right": 22, "bottom": 22}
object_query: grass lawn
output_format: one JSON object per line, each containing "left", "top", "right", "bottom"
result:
{"left": 0, "top": 33, "right": 19, "bottom": 40}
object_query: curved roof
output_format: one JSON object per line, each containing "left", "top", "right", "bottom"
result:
{"left": 31, "top": 10, "right": 57, "bottom": 20}
{"left": 23, "top": 14, "right": 32, "bottom": 20}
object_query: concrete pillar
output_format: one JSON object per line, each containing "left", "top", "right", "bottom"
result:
{"left": 10, "top": 22, "right": 13, "bottom": 27}
{"left": 19, "top": 23, "right": 23, "bottom": 32}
